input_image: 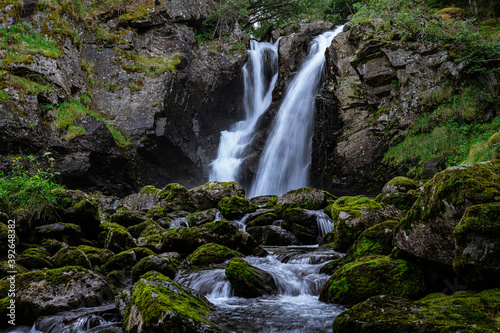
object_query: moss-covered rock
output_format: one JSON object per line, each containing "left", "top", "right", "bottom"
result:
{"left": 0, "top": 266, "right": 113, "bottom": 328}
{"left": 381, "top": 176, "right": 418, "bottom": 193}
{"left": 16, "top": 247, "right": 53, "bottom": 270}
{"left": 237, "top": 230, "right": 268, "bottom": 256}
{"left": 375, "top": 191, "right": 418, "bottom": 212}
{"left": 245, "top": 211, "right": 278, "bottom": 228}
{"left": 434, "top": 7, "right": 464, "bottom": 23}
{"left": 0, "top": 260, "right": 27, "bottom": 279}
{"left": 189, "top": 181, "right": 245, "bottom": 211}
{"left": 395, "top": 162, "right": 500, "bottom": 265}
{"left": 246, "top": 225, "right": 300, "bottom": 246}
{"left": 34, "top": 222, "right": 82, "bottom": 244}
{"left": 276, "top": 187, "right": 335, "bottom": 210}
{"left": 186, "top": 243, "right": 242, "bottom": 266}
{"left": 110, "top": 210, "right": 147, "bottom": 227}
{"left": 218, "top": 196, "right": 257, "bottom": 219}
{"left": 101, "top": 247, "right": 155, "bottom": 274}
{"left": 105, "top": 226, "right": 137, "bottom": 253}
{"left": 187, "top": 208, "right": 219, "bottom": 227}
{"left": 161, "top": 220, "right": 242, "bottom": 254}
{"left": 453, "top": 202, "right": 500, "bottom": 286}
{"left": 332, "top": 289, "right": 500, "bottom": 332}
{"left": 225, "top": 258, "right": 277, "bottom": 298}
{"left": 52, "top": 246, "right": 91, "bottom": 269}
{"left": 77, "top": 245, "right": 113, "bottom": 266}
{"left": 157, "top": 183, "right": 196, "bottom": 212}
{"left": 331, "top": 196, "right": 402, "bottom": 251}
{"left": 131, "top": 254, "right": 181, "bottom": 281}
{"left": 319, "top": 255, "right": 426, "bottom": 305}
{"left": 116, "top": 271, "right": 219, "bottom": 333}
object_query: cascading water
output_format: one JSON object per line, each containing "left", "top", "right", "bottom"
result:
{"left": 209, "top": 39, "right": 280, "bottom": 182}
{"left": 250, "top": 26, "right": 345, "bottom": 197}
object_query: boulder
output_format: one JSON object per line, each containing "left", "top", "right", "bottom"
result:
{"left": 395, "top": 162, "right": 500, "bottom": 265}
{"left": 245, "top": 211, "right": 278, "bottom": 228}
{"left": 157, "top": 183, "right": 196, "bottom": 212}
{"left": 453, "top": 202, "right": 500, "bottom": 286}
{"left": 189, "top": 181, "right": 245, "bottom": 210}
{"left": 16, "top": 247, "right": 53, "bottom": 270}
{"left": 422, "top": 156, "right": 446, "bottom": 179}
{"left": 319, "top": 255, "right": 425, "bottom": 305}
{"left": 52, "top": 247, "right": 92, "bottom": 269}
{"left": 375, "top": 191, "right": 419, "bottom": 212}
{"left": 246, "top": 225, "right": 300, "bottom": 246}
{"left": 77, "top": 245, "right": 114, "bottom": 266}
{"left": 101, "top": 247, "right": 155, "bottom": 275}
{"left": 218, "top": 196, "right": 257, "bottom": 220}
{"left": 0, "top": 267, "right": 113, "bottom": 328}
{"left": 276, "top": 187, "right": 334, "bottom": 210}
{"left": 185, "top": 243, "right": 242, "bottom": 266}
{"left": 131, "top": 255, "right": 181, "bottom": 281}
{"left": 116, "top": 271, "right": 219, "bottom": 333}
{"left": 332, "top": 289, "right": 500, "bottom": 332}
{"left": 110, "top": 211, "right": 147, "bottom": 227}
{"left": 161, "top": 220, "right": 242, "bottom": 254}
{"left": 381, "top": 176, "right": 418, "bottom": 193}
{"left": 187, "top": 208, "right": 219, "bottom": 227}
{"left": 331, "top": 196, "right": 403, "bottom": 251}
{"left": 105, "top": 227, "right": 137, "bottom": 253}
{"left": 225, "top": 258, "right": 277, "bottom": 298}
{"left": 34, "top": 222, "right": 82, "bottom": 244}
{"left": 237, "top": 230, "right": 268, "bottom": 257}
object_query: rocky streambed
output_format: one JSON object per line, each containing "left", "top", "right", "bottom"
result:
{"left": 1, "top": 160, "right": 500, "bottom": 332}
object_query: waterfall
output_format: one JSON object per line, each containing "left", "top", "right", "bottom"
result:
{"left": 250, "top": 26, "right": 345, "bottom": 197}
{"left": 209, "top": 39, "right": 280, "bottom": 182}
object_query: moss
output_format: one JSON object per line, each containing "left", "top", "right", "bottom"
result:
{"left": 375, "top": 192, "right": 418, "bottom": 212}
{"left": 186, "top": 243, "right": 242, "bottom": 266}
{"left": 384, "top": 176, "right": 418, "bottom": 192}
{"left": 225, "top": 258, "right": 277, "bottom": 298}
{"left": 319, "top": 255, "right": 426, "bottom": 305}
{"left": 145, "top": 206, "right": 166, "bottom": 220}
{"left": 453, "top": 202, "right": 500, "bottom": 240}
{"left": 245, "top": 212, "right": 278, "bottom": 228}
{"left": 218, "top": 196, "right": 257, "bottom": 219}
{"left": 139, "top": 185, "right": 159, "bottom": 196}
{"left": 77, "top": 245, "right": 113, "bottom": 266}
{"left": 52, "top": 247, "right": 91, "bottom": 269}
{"left": 124, "top": 271, "right": 215, "bottom": 330}
{"left": 101, "top": 247, "right": 155, "bottom": 273}
{"left": 17, "top": 247, "right": 53, "bottom": 270}
{"left": 157, "top": 183, "right": 195, "bottom": 212}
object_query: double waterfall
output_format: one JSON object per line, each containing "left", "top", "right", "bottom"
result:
{"left": 211, "top": 26, "right": 344, "bottom": 196}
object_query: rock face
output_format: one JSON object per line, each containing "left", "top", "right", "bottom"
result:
{"left": 311, "top": 21, "right": 466, "bottom": 195}
{"left": 394, "top": 162, "right": 500, "bottom": 265}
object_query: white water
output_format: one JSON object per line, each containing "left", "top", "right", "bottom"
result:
{"left": 250, "top": 26, "right": 344, "bottom": 197}
{"left": 210, "top": 39, "right": 280, "bottom": 182}
{"left": 307, "top": 210, "right": 334, "bottom": 237}
{"left": 176, "top": 246, "right": 345, "bottom": 332}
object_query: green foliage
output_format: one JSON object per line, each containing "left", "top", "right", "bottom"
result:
{"left": 0, "top": 154, "right": 64, "bottom": 224}
{"left": 61, "top": 125, "right": 86, "bottom": 141}
{"left": 0, "top": 22, "right": 61, "bottom": 64}
{"left": 52, "top": 100, "right": 88, "bottom": 131}
{"left": 122, "top": 53, "right": 182, "bottom": 77}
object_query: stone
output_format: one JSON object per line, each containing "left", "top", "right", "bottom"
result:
{"left": 276, "top": 187, "right": 334, "bottom": 210}
{"left": 225, "top": 258, "right": 277, "bottom": 298}
{"left": 131, "top": 255, "right": 180, "bottom": 280}
{"left": 105, "top": 227, "right": 137, "bottom": 253}
{"left": 189, "top": 181, "right": 245, "bottom": 210}
{"left": 422, "top": 156, "right": 446, "bottom": 179}
{"left": 187, "top": 208, "right": 219, "bottom": 227}
{"left": 381, "top": 176, "right": 418, "bottom": 193}
{"left": 101, "top": 247, "right": 155, "bottom": 275}
{"left": 186, "top": 243, "right": 242, "bottom": 266}
{"left": 218, "top": 196, "right": 257, "bottom": 220}
{"left": 52, "top": 246, "right": 92, "bottom": 269}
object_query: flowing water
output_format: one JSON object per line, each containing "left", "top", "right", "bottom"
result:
{"left": 176, "top": 245, "right": 345, "bottom": 332}
{"left": 250, "top": 26, "right": 345, "bottom": 197}
{"left": 210, "top": 38, "right": 280, "bottom": 182}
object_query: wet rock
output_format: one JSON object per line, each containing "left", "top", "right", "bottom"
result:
{"left": 52, "top": 246, "right": 92, "bottom": 269}
{"left": 247, "top": 225, "right": 300, "bottom": 246}
{"left": 218, "top": 196, "right": 257, "bottom": 220}
{"left": 118, "top": 187, "right": 159, "bottom": 212}
{"left": 101, "top": 247, "right": 155, "bottom": 275}
{"left": 16, "top": 247, "right": 53, "bottom": 270}
{"left": 186, "top": 243, "right": 242, "bottom": 266}
{"left": 394, "top": 162, "right": 500, "bottom": 266}
{"left": 116, "top": 271, "right": 219, "bottom": 333}
{"left": 375, "top": 191, "right": 419, "bottom": 212}
{"left": 161, "top": 220, "right": 242, "bottom": 254}
{"left": 110, "top": 211, "right": 148, "bottom": 227}
{"left": 225, "top": 258, "right": 278, "bottom": 298}
{"left": 105, "top": 227, "right": 137, "bottom": 253}
{"left": 157, "top": 183, "right": 196, "bottom": 212}
{"left": 189, "top": 181, "right": 245, "bottom": 210}
{"left": 0, "top": 266, "right": 113, "bottom": 328}
{"left": 131, "top": 254, "right": 180, "bottom": 281}
{"left": 245, "top": 211, "right": 279, "bottom": 228}
{"left": 237, "top": 230, "right": 266, "bottom": 256}
{"left": 187, "top": 208, "right": 219, "bottom": 227}
{"left": 77, "top": 245, "right": 114, "bottom": 266}
{"left": 453, "top": 202, "right": 500, "bottom": 287}
{"left": 276, "top": 187, "right": 334, "bottom": 210}
{"left": 381, "top": 176, "right": 418, "bottom": 193}
{"left": 34, "top": 222, "right": 82, "bottom": 245}
{"left": 422, "top": 156, "right": 446, "bottom": 179}
{"left": 319, "top": 255, "right": 425, "bottom": 305}
{"left": 332, "top": 290, "right": 500, "bottom": 332}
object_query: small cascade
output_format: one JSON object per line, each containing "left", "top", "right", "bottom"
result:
{"left": 250, "top": 26, "right": 345, "bottom": 197}
{"left": 169, "top": 217, "right": 188, "bottom": 229}
{"left": 210, "top": 38, "right": 280, "bottom": 182}
{"left": 176, "top": 269, "right": 232, "bottom": 299}
{"left": 307, "top": 210, "right": 334, "bottom": 237}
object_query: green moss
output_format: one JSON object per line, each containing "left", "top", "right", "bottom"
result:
{"left": 186, "top": 243, "right": 241, "bottom": 266}
{"left": 245, "top": 212, "right": 278, "bottom": 228}
{"left": 453, "top": 202, "right": 500, "bottom": 240}
{"left": 375, "top": 192, "right": 418, "bottom": 212}
{"left": 131, "top": 255, "right": 180, "bottom": 280}
{"left": 218, "top": 196, "right": 257, "bottom": 219}
{"left": 0, "top": 90, "right": 8, "bottom": 102}
{"left": 225, "top": 258, "right": 276, "bottom": 298}
{"left": 319, "top": 255, "right": 426, "bottom": 305}
{"left": 52, "top": 247, "right": 91, "bottom": 268}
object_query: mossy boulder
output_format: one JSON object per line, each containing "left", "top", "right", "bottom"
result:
{"left": 161, "top": 220, "right": 242, "bottom": 254}
{"left": 0, "top": 266, "right": 113, "bottom": 328}
{"left": 341, "top": 220, "right": 399, "bottom": 264}
{"left": 225, "top": 258, "right": 278, "bottom": 298}
{"left": 395, "top": 162, "right": 500, "bottom": 265}
{"left": 319, "top": 255, "right": 426, "bottom": 305}
{"left": 187, "top": 208, "right": 219, "bottom": 227}
{"left": 186, "top": 243, "right": 242, "bottom": 266}
{"left": 332, "top": 289, "right": 500, "bottom": 332}
{"left": 52, "top": 246, "right": 92, "bottom": 269}
{"left": 382, "top": 176, "right": 418, "bottom": 193}
{"left": 101, "top": 247, "right": 155, "bottom": 274}
{"left": 238, "top": 230, "right": 268, "bottom": 256}
{"left": 34, "top": 222, "right": 82, "bottom": 244}
{"left": 218, "top": 196, "right": 257, "bottom": 219}
{"left": 77, "top": 245, "right": 113, "bottom": 266}
{"left": 189, "top": 181, "right": 245, "bottom": 210}
{"left": 246, "top": 225, "right": 300, "bottom": 246}
{"left": 276, "top": 187, "right": 335, "bottom": 210}
{"left": 116, "top": 271, "right": 219, "bottom": 333}
{"left": 375, "top": 191, "right": 419, "bottom": 212}
{"left": 245, "top": 211, "right": 278, "bottom": 228}
{"left": 453, "top": 202, "right": 500, "bottom": 286}
{"left": 118, "top": 186, "right": 158, "bottom": 212}
{"left": 434, "top": 7, "right": 464, "bottom": 23}
{"left": 110, "top": 210, "right": 147, "bottom": 227}
{"left": 331, "top": 196, "right": 402, "bottom": 251}
{"left": 131, "top": 254, "right": 181, "bottom": 280}
{"left": 16, "top": 247, "right": 53, "bottom": 270}
{"left": 128, "top": 220, "right": 167, "bottom": 251}
{"left": 51, "top": 189, "right": 101, "bottom": 238}
{"left": 157, "top": 183, "right": 196, "bottom": 212}
{"left": 105, "top": 227, "right": 137, "bottom": 253}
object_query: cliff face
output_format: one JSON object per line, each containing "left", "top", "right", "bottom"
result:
{"left": 311, "top": 21, "right": 468, "bottom": 195}
{"left": 0, "top": 0, "right": 247, "bottom": 195}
